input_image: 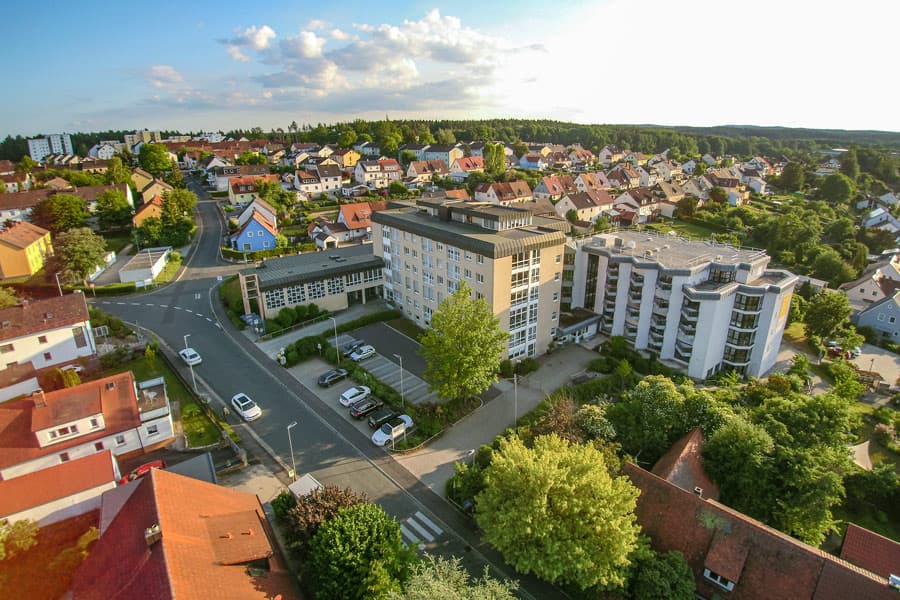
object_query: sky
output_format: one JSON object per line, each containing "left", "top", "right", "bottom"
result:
{"left": 4, "top": 0, "right": 899, "bottom": 137}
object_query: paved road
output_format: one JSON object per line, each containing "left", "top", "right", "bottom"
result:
{"left": 93, "top": 183, "right": 564, "bottom": 598}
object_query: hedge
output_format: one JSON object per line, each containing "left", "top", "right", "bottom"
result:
{"left": 336, "top": 310, "right": 402, "bottom": 334}
{"left": 75, "top": 282, "right": 138, "bottom": 296}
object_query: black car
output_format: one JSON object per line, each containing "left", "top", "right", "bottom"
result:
{"left": 341, "top": 339, "right": 366, "bottom": 357}
{"left": 317, "top": 368, "right": 349, "bottom": 387}
{"left": 367, "top": 407, "right": 399, "bottom": 429}
{"left": 349, "top": 396, "right": 385, "bottom": 419}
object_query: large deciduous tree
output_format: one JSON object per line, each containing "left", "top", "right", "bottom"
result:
{"left": 30, "top": 194, "right": 88, "bottom": 234}
{"left": 53, "top": 227, "right": 107, "bottom": 283}
{"left": 483, "top": 143, "right": 505, "bottom": 176}
{"left": 803, "top": 289, "right": 852, "bottom": 340}
{"left": 104, "top": 156, "right": 131, "bottom": 185}
{"left": 628, "top": 549, "right": 696, "bottom": 600}
{"left": 819, "top": 173, "right": 855, "bottom": 204}
{"left": 778, "top": 161, "right": 805, "bottom": 191}
{"left": 388, "top": 555, "right": 518, "bottom": 600}
{"left": 307, "top": 503, "right": 415, "bottom": 600}
{"left": 282, "top": 485, "right": 366, "bottom": 557}
{"left": 95, "top": 189, "right": 132, "bottom": 231}
{"left": 840, "top": 148, "right": 860, "bottom": 181}
{"left": 421, "top": 280, "right": 508, "bottom": 400}
{"left": 138, "top": 143, "right": 172, "bottom": 177}
{"left": 475, "top": 434, "right": 640, "bottom": 590}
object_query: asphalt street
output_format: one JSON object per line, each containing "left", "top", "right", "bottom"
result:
{"left": 94, "top": 182, "right": 563, "bottom": 598}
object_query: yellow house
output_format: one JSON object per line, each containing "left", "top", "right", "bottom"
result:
{"left": 132, "top": 195, "right": 164, "bottom": 227}
{"left": 0, "top": 222, "right": 53, "bottom": 279}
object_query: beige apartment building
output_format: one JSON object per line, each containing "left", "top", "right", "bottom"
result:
{"left": 372, "top": 198, "right": 568, "bottom": 359}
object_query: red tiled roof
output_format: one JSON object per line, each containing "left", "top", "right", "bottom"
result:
{"left": 454, "top": 156, "right": 483, "bottom": 171}
{"left": 841, "top": 523, "right": 900, "bottom": 579}
{"left": 409, "top": 160, "right": 448, "bottom": 175}
{"left": 651, "top": 427, "right": 720, "bottom": 500}
{"left": 72, "top": 469, "right": 299, "bottom": 600}
{"left": 0, "top": 450, "right": 115, "bottom": 516}
{"left": 339, "top": 201, "right": 381, "bottom": 230}
{"left": 0, "top": 221, "right": 50, "bottom": 249}
{"left": 0, "top": 372, "right": 141, "bottom": 471}
{"left": 0, "top": 160, "right": 15, "bottom": 174}
{"left": 234, "top": 210, "right": 277, "bottom": 239}
{"left": 0, "top": 293, "right": 89, "bottom": 342}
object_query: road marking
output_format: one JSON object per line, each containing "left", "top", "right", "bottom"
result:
{"left": 160, "top": 304, "right": 169, "bottom": 308}
{"left": 195, "top": 293, "right": 201, "bottom": 300}
{"left": 173, "top": 306, "right": 181, "bottom": 310}
{"left": 406, "top": 517, "right": 435, "bottom": 542}
{"left": 195, "top": 314, "right": 204, "bottom": 318}
{"left": 414, "top": 511, "right": 443, "bottom": 536}
{"left": 185, "top": 309, "right": 193, "bottom": 313}
{"left": 130, "top": 303, "right": 140, "bottom": 306}
{"left": 116, "top": 302, "right": 125, "bottom": 305}
{"left": 400, "top": 524, "right": 419, "bottom": 546}
{"left": 146, "top": 303, "right": 155, "bottom": 307}
{"left": 206, "top": 318, "right": 213, "bottom": 322}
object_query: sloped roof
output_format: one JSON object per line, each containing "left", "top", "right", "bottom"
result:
{"left": 650, "top": 427, "right": 720, "bottom": 500}
{"left": 0, "top": 293, "right": 88, "bottom": 342}
{"left": 339, "top": 202, "right": 375, "bottom": 230}
{"left": 0, "top": 221, "right": 49, "bottom": 249}
{"left": 841, "top": 523, "right": 900, "bottom": 579}
{"left": 454, "top": 156, "right": 483, "bottom": 171}
{"left": 233, "top": 210, "right": 277, "bottom": 239}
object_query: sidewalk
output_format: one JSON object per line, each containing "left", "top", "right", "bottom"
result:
{"left": 395, "top": 344, "right": 598, "bottom": 494}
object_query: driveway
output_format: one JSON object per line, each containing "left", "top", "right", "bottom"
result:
{"left": 851, "top": 343, "right": 900, "bottom": 386}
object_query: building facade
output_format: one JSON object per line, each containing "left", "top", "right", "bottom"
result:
{"left": 372, "top": 198, "right": 568, "bottom": 358}
{"left": 570, "top": 231, "right": 796, "bottom": 379}
{"left": 27, "top": 134, "right": 73, "bottom": 162}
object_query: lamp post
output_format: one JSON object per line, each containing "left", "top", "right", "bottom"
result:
{"left": 393, "top": 354, "right": 405, "bottom": 410}
{"left": 327, "top": 316, "right": 339, "bottom": 365}
{"left": 286, "top": 421, "right": 298, "bottom": 481}
{"left": 183, "top": 334, "right": 197, "bottom": 393}
{"left": 513, "top": 371, "right": 518, "bottom": 435}
{"left": 54, "top": 272, "right": 63, "bottom": 297}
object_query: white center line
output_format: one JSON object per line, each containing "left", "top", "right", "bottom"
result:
{"left": 185, "top": 309, "right": 193, "bottom": 313}
{"left": 146, "top": 303, "right": 155, "bottom": 307}
{"left": 160, "top": 305, "right": 169, "bottom": 308}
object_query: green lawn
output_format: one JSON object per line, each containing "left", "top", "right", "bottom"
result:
{"left": 103, "top": 234, "right": 131, "bottom": 253}
{"left": 155, "top": 255, "right": 183, "bottom": 285}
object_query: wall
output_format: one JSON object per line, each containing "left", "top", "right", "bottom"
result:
{"left": 4, "top": 481, "right": 116, "bottom": 526}
{"left": 2, "top": 322, "right": 95, "bottom": 371}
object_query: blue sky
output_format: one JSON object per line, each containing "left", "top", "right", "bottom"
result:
{"left": 4, "top": 0, "right": 899, "bottom": 136}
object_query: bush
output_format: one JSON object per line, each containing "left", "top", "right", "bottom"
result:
{"left": 272, "top": 491, "right": 297, "bottom": 521}
{"left": 99, "top": 346, "right": 133, "bottom": 369}
{"left": 516, "top": 357, "right": 539, "bottom": 376}
{"left": 873, "top": 423, "right": 896, "bottom": 447}
{"left": 499, "top": 359, "right": 514, "bottom": 378}
{"left": 588, "top": 357, "right": 614, "bottom": 374}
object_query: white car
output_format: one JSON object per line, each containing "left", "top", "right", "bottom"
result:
{"left": 339, "top": 385, "right": 371, "bottom": 407}
{"left": 179, "top": 347, "right": 202, "bottom": 366}
{"left": 349, "top": 344, "right": 376, "bottom": 362}
{"left": 371, "top": 414, "right": 414, "bottom": 447}
{"left": 60, "top": 364, "right": 84, "bottom": 373}
{"left": 231, "top": 393, "right": 262, "bottom": 421}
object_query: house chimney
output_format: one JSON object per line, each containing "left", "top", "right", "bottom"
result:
{"left": 694, "top": 486, "right": 704, "bottom": 498}
{"left": 32, "top": 389, "right": 48, "bottom": 408}
{"left": 145, "top": 524, "right": 162, "bottom": 546}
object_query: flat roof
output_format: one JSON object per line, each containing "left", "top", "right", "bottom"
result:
{"left": 585, "top": 230, "right": 768, "bottom": 269}
{"left": 121, "top": 248, "right": 170, "bottom": 272}
{"left": 244, "top": 244, "right": 384, "bottom": 289}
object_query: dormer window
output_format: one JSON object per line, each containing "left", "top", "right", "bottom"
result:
{"left": 106, "top": 382, "right": 116, "bottom": 391}
{"left": 703, "top": 568, "right": 735, "bottom": 592}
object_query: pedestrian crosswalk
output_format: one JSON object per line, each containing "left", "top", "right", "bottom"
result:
{"left": 400, "top": 511, "right": 444, "bottom": 548}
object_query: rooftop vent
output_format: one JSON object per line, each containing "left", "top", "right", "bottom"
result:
{"left": 1, "top": 321, "right": 9, "bottom": 329}
{"left": 105, "top": 382, "right": 116, "bottom": 391}
{"left": 693, "top": 486, "right": 703, "bottom": 497}
{"left": 145, "top": 524, "right": 162, "bottom": 546}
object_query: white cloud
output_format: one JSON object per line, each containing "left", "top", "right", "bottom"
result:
{"left": 226, "top": 45, "right": 249, "bottom": 62}
{"left": 329, "top": 28, "right": 350, "bottom": 40}
{"left": 305, "top": 19, "right": 327, "bottom": 30}
{"left": 146, "top": 65, "right": 185, "bottom": 90}
{"left": 281, "top": 31, "right": 326, "bottom": 59}
{"left": 239, "top": 24, "right": 276, "bottom": 50}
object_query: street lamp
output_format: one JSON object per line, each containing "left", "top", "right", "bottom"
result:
{"left": 393, "top": 354, "right": 405, "bottom": 410}
{"left": 513, "top": 371, "right": 518, "bottom": 435}
{"left": 54, "top": 272, "right": 63, "bottom": 297}
{"left": 286, "top": 421, "right": 298, "bottom": 481}
{"left": 327, "top": 316, "right": 339, "bottom": 365}
{"left": 183, "top": 334, "right": 197, "bottom": 393}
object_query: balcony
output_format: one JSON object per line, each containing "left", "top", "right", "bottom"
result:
{"left": 725, "top": 335, "right": 755, "bottom": 350}
{"left": 728, "top": 321, "right": 758, "bottom": 333}
{"left": 723, "top": 356, "right": 751, "bottom": 368}
{"left": 652, "top": 302, "right": 669, "bottom": 317}
{"left": 648, "top": 340, "right": 663, "bottom": 353}
{"left": 673, "top": 349, "right": 691, "bottom": 364}
{"left": 628, "top": 290, "right": 643, "bottom": 302}
{"left": 654, "top": 286, "right": 672, "bottom": 300}
{"left": 681, "top": 307, "right": 699, "bottom": 322}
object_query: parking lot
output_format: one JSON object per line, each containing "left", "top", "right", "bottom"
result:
{"left": 851, "top": 342, "right": 900, "bottom": 386}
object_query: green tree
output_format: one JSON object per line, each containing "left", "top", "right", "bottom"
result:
{"left": 819, "top": 173, "right": 855, "bottom": 204}
{"left": 95, "top": 189, "right": 132, "bottom": 231}
{"left": 628, "top": 550, "right": 695, "bottom": 600}
{"left": 811, "top": 247, "right": 856, "bottom": 286}
{"left": 389, "top": 180, "right": 409, "bottom": 197}
{"left": 606, "top": 375, "right": 688, "bottom": 464}
{"left": 135, "top": 216, "right": 164, "bottom": 248}
{"left": 307, "top": 503, "right": 415, "bottom": 600}
{"left": 421, "top": 280, "right": 508, "bottom": 400}
{"left": 436, "top": 128, "right": 456, "bottom": 145}
{"left": 483, "top": 143, "right": 505, "bottom": 176}
{"left": 29, "top": 193, "right": 88, "bottom": 234}
{"left": 235, "top": 150, "right": 267, "bottom": 165}
{"left": 475, "top": 434, "right": 640, "bottom": 590}
{"left": 0, "top": 519, "right": 38, "bottom": 560}
{"left": 53, "top": 227, "right": 107, "bottom": 283}
{"left": 840, "top": 148, "right": 860, "bottom": 181}
{"left": 675, "top": 196, "right": 697, "bottom": 218}
{"left": 703, "top": 417, "right": 775, "bottom": 518}
{"left": 283, "top": 485, "right": 367, "bottom": 557}
{"left": 138, "top": 143, "right": 172, "bottom": 177}
{"left": 161, "top": 188, "right": 198, "bottom": 225}
{"left": 803, "top": 289, "right": 852, "bottom": 340}
{"left": 779, "top": 161, "right": 805, "bottom": 191}
{"left": 388, "top": 555, "right": 518, "bottom": 600}
{"left": 104, "top": 156, "right": 131, "bottom": 185}
{"left": 565, "top": 209, "right": 578, "bottom": 223}
{"left": 0, "top": 287, "right": 19, "bottom": 308}
{"left": 709, "top": 186, "right": 728, "bottom": 203}
{"left": 338, "top": 128, "right": 358, "bottom": 148}
{"left": 511, "top": 142, "right": 528, "bottom": 159}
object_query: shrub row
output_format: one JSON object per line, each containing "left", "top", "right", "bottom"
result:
{"left": 220, "top": 244, "right": 317, "bottom": 261}
{"left": 498, "top": 357, "right": 540, "bottom": 378}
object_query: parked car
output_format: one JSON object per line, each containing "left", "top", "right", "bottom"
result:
{"left": 318, "top": 368, "right": 349, "bottom": 387}
{"left": 849, "top": 346, "right": 862, "bottom": 358}
{"left": 371, "top": 414, "right": 414, "bottom": 446}
{"left": 60, "top": 364, "right": 85, "bottom": 374}
{"left": 367, "top": 407, "right": 399, "bottom": 429}
{"left": 339, "top": 385, "right": 371, "bottom": 407}
{"left": 179, "top": 347, "right": 202, "bottom": 366}
{"left": 349, "top": 344, "right": 376, "bottom": 362}
{"left": 349, "top": 396, "right": 384, "bottom": 419}
{"left": 119, "top": 460, "right": 166, "bottom": 485}
{"left": 231, "top": 392, "right": 262, "bottom": 421}
{"left": 341, "top": 339, "right": 366, "bottom": 357}
{"left": 827, "top": 346, "right": 844, "bottom": 357}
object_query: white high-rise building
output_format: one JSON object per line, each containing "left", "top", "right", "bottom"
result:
{"left": 27, "top": 133, "right": 74, "bottom": 162}
{"left": 571, "top": 230, "right": 797, "bottom": 379}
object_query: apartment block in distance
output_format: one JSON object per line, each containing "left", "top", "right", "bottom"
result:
{"left": 372, "top": 197, "right": 568, "bottom": 359}
{"left": 571, "top": 230, "right": 796, "bottom": 378}
{"left": 27, "top": 133, "right": 74, "bottom": 162}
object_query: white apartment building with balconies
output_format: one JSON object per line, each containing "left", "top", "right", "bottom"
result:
{"left": 571, "top": 231, "right": 796, "bottom": 379}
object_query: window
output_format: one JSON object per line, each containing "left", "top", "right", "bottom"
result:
{"left": 551, "top": 311, "right": 558, "bottom": 321}
{"left": 43, "top": 352, "right": 52, "bottom": 361}
{"left": 0, "top": 343, "right": 13, "bottom": 354}
{"left": 89, "top": 418, "right": 100, "bottom": 429}
{"left": 327, "top": 277, "right": 344, "bottom": 295}
{"left": 555, "top": 254, "right": 562, "bottom": 264}
{"left": 286, "top": 284, "right": 306, "bottom": 305}
{"left": 510, "top": 306, "right": 529, "bottom": 329}
{"left": 115, "top": 434, "right": 126, "bottom": 446}
{"left": 465, "top": 251, "right": 473, "bottom": 262}
{"left": 60, "top": 452, "right": 70, "bottom": 462}
{"left": 94, "top": 442, "right": 104, "bottom": 451}
{"left": 553, "top": 292, "right": 559, "bottom": 302}
{"left": 38, "top": 335, "right": 48, "bottom": 344}
{"left": 891, "top": 317, "right": 897, "bottom": 324}
{"left": 476, "top": 292, "right": 484, "bottom": 300}
{"left": 264, "top": 289, "right": 286, "bottom": 310}
{"left": 703, "top": 568, "right": 735, "bottom": 592}
{"left": 878, "top": 313, "right": 886, "bottom": 321}
{"left": 476, "top": 255, "right": 484, "bottom": 264}
{"left": 554, "top": 273, "right": 561, "bottom": 281}
{"left": 476, "top": 273, "right": 484, "bottom": 284}
{"left": 308, "top": 281, "right": 326, "bottom": 300}
{"left": 464, "top": 268, "right": 472, "bottom": 279}
{"left": 146, "top": 424, "right": 160, "bottom": 436}
{"left": 447, "top": 246, "right": 460, "bottom": 262}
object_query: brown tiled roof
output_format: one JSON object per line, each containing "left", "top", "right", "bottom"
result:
{"left": 45, "top": 176, "right": 73, "bottom": 190}
{"left": 0, "top": 188, "right": 53, "bottom": 210}
{"left": 650, "top": 427, "right": 720, "bottom": 500}
{"left": 409, "top": 160, "right": 448, "bottom": 175}
{"left": 0, "top": 160, "right": 14, "bottom": 174}
{"left": 0, "top": 450, "right": 115, "bottom": 516}
{"left": 841, "top": 523, "right": 900, "bottom": 579}
{"left": 539, "top": 175, "right": 577, "bottom": 195}
{"left": 0, "top": 221, "right": 50, "bottom": 249}
{"left": 0, "top": 372, "right": 141, "bottom": 470}
{"left": 0, "top": 293, "right": 88, "bottom": 342}
{"left": 72, "top": 469, "right": 299, "bottom": 600}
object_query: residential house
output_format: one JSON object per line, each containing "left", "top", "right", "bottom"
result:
{"left": 87, "top": 143, "right": 119, "bottom": 160}
{"left": 449, "top": 156, "right": 484, "bottom": 182}
{"left": 294, "top": 169, "right": 323, "bottom": 195}
{"left": 237, "top": 197, "right": 278, "bottom": 229}
{"left": 423, "top": 144, "right": 464, "bottom": 166}
{"left": 0, "top": 372, "right": 174, "bottom": 480}
{"left": 747, "top": 177, "right": 767, "bottom": 195}
{"left": 554, "top": 190, "right": 613, "bottom": 223}
{"left": 623, "top": 152, "right": 650, "bottom": 167}
{"left": 519, "top": 154, "right": 547, "bottom": 170}
{"left": 132, "top": 195, "right": 163, "bottom": 228}
{"left": 353, "top": 141, "right": 381, "bottom": 156}
{"left": 330, "top": 148, "right": 361, "bottom": 168}
{"left": 307, "top": 218, "right": 351, "bottom": 249}
{"left": 134, "top": 175, "right": 173, "bottom": 204}
{"left": 353, "top": 159, "right": 402, "bottom": 189}
{"left": 533, "top": 175, "right": 578, "bottom": 202}
{"left": 607, "top": 164, "right": 640, "bottom": 189}
{"left": 615, "top": 187, "right": 658, "bottom": 223}
{"left": 0, "top": 450, "right": 118, "bottom": 526}
{"left": 652, "top": 160, "right": 683, "bottom": 182}
{"left": 0, "top": 160, "right": 14, "bottom": 175}
{"left": 568, "top": 147, "right": 595, "bottom": 166}
{"left": 636, "top": 166, "right": 658, "bottom": 187}
{"left": 655, "top": 181, "right": 685, "bottom": 204}
{"left": 1, "top": 172, "right": 32, "bottom": 193}
{"left": 199, "top": 154, "right": 230, "bottom": 173}
{"left": 597, "top": 145, "right": 624, "bottom": 166}
{"left": 71, "top": 469, "right": 299, "bottom": 600}
{"left": 75, "top": 184, "right": 135, "bottom": 212}
{"left": 45, "top": 176, "right": 73, "bottom": 191}
{"left": 467, "top": 141, "right": 486, "bottom": 157}
{"left": 878, "top": 192, "right": 899, "bottom": 208}
{"left": 131, "top": 168, "right": 154, "bottom": 192}
{"left": 702, "top": 153, "right": 718, "bottom": 166}
{"left": 407, "top": 160, "right": 449, "bottom": 182}
{"left": 745, "top": 156, "right": 774, "bottom": 175}
{"left": 854, "top": 290, "right": 900, "bottom": 341}
{"left": 299, "top": 155, "right": 339, "bottom": 170}
{"left": 229, "top": 175, "right": 263, "bottom": 206}
{"left": 545, "top": 152, "right": 572, "bottom": 170}
{"left": 864, "top": 207, "right": 900, "bottom": 234}
{"left": 575, "top": 171, "right": 611, "bottom": 193}
{"left": 337, "top": 200, "right": 387, "bottom": 242}
{"left": 400, "top": 143, "right": 431, "bottom": 161}
{"left": 229, "top": 211, "right": 278, "bottom": 252}
{"left": 683, "top": 176, "right": 715, "bottom": 201}
{"left": 0, "top": 222, "right": 53, "bottom": 279}
{"left": 473, "top": 181, "right": 533, "bottom": 205}
{"left": 207, "top": 165, "right": 268, "bottom": 192}
{"left": 682, "top": 159, "right": 697, "bottom": 175}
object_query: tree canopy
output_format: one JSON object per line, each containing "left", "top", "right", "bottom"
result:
{"left": 388, "top": 555, "right": 518, "bottom": 600}
{"left": 53, "top": 227, "right": 107, "bottom": 283}
{"left": 29, "top": 194, "right": 88, "bottom": 234}
{"left": 475, "top": 434, "right": 640, "bottom": 590}
{"left": 0, "top": 287, "right": 19, "bottom": 308}
{"left": 803, "top": 289, "right": 852, "bottom": 340}
{"left": 819, "top": 173, "right": 855, "bottom": 204}
{"left": 421, "top": 280, "right": 508, "bottom": 400}
{"left": 95, "top": 189, "right": 132, "bottom": 231}
{"left": 138, "top": 143, "right": 172, "bottom": 177}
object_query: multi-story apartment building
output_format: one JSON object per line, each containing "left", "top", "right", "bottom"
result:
{"left": 571, "top": 231, "right": 796, "bottom": 379}
{"left": 372, "top": 198, "right": 568, "bottom": 359}
{"left": 27, "top": 133, "right": 73, "bottom": 162}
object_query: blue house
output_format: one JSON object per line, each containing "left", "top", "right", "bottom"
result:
{"left": 230, "top": 210, "right": 277, "bottom": 252}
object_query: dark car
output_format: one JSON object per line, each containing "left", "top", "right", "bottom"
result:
{"left": 349, "top": 396, "right": 385, "bottom": 419}
{"left": 317, "top": 368, "right": 349, "bottom": 387}
{"left": 367, "top": 407, "right": 399, "bottom": 429}
{"left": 341, "top": 339, "right": 366, "bottom": 357}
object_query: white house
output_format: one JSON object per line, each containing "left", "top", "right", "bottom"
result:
{"left": 682, "top": 160, "right": 697, "bottom": 175}
{"left": 353, "top": 141, "right": 382, "bottom": 156}
{"left": 449, "top": 156, "right": 484, "bottom": 182}
{"left": 0, "top": 294, "right": 96, "bottom": 374}
{"left": 636, "top": 166, "right": 658, "bottom": 187}
{"left": 423, "top": 145, "right": 463, "bottom": 166}
{"left": 519, "top": 154, "right": 547, "bottom": 170}
{"left": 294, "top": 169, "right": 323, "bottom": 195}
{"left": 88, "top": 143, "right": 119, "bottom": 160}
{"left": 878, "top": 192, "right": 899, "bottom": 208}
{"left": 554, "top": 191, "right": 613, "bottom": 222}
{"left": 747, "top": 177, "right": 768, "bottom": 195}
{"left": 354, "top": 159, "right": 402, "bottom": 189}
